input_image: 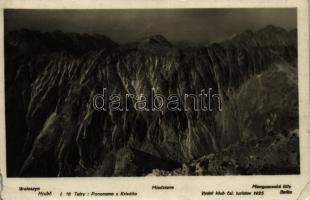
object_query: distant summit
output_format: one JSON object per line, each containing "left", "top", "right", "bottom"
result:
{"left": 6, "top": 29, "right": 118, "bottom": 55}
{"left": 226, "top": 25, "right": 296, "bottom": 47}
{"left": 139, "top": 34, "right": 173, "bottom": 47}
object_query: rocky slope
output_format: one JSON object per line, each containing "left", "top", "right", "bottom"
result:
{"left": 5, "top": 26, "right": 299, "bottom": 177}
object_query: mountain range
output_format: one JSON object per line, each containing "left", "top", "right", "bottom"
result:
{"left": 5, "top": 25, "right": 299, "bottom": 176}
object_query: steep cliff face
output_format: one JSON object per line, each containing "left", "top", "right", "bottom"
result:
{"left": 5, "top": 26, "right": 299, "bottom": 177}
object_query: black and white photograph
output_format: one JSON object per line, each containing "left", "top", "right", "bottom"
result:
{"left": 4, "top": 8, "right": 300, "bottom": 178}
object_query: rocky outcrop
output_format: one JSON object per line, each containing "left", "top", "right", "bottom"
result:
{"left": 5, "top": 26, "right": 299, "bottom": 177}
{"left": 148, "top": 130, "right": 299, "bottom": 176}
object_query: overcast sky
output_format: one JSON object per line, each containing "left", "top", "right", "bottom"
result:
{"left": 4, "top": 8, "right": 296, "bottom": 43}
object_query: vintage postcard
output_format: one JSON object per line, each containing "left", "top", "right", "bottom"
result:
{"left": 0, "top": 0, "right": 309, "bottom": 199}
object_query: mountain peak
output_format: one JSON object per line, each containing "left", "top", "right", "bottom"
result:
{"left": 257, "top": 25, "right": 288, "bottom": 35}
{"left": 225, "top": 25, "right": 294, "bottom": 47}
{"left": 6, "top": 29, "right": 118, "bottom": 55}
{"left": 140, "top": 34, "right": 173, "bottom": 47}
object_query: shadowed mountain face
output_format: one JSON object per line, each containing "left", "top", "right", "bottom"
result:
{"left": 5, "top": 26, "right": 299, "bottom": 177}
